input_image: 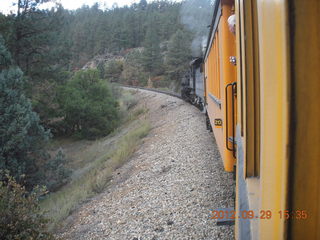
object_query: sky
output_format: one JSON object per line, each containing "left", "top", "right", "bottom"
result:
{"left": 0, "top": 0, "right": 163, "bottom": 14}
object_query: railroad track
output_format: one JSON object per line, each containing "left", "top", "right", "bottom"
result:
{"left": 120, "top": 85, "right": 182, "bottom": 99}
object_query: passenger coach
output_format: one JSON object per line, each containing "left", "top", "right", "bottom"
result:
{"left": 203, "top": 0, "right": 320, "bottom": 239}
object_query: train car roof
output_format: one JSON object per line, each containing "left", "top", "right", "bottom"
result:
{"left": 204, "top": 0, "right": 221, "bottom": 60}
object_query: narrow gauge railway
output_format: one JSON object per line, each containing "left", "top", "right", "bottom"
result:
{"left": 120, "top": 85, "right": 182, "bottom": 99}
{"left": 182, "top": 0, "right": 320, "bottom": 239}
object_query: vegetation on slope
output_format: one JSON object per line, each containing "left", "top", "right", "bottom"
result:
{"left": 0, "top": 173, "right": 54, "bottom": 240}
{"left": 41, "top": 90, "right": 151, "bottom": 230}
{"left": 58, "top": 69, "right": 119, "bottom": 139}
{"left": 0, "top": 36, "right": 70, "bottom": 191}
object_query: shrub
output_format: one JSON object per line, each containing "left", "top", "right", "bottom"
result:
{"left": 104, "top": 60, "right": 123, "bottom": 82}
{"left": 59, "top": 69, "right": 120, "bottom": 139}
{"left": 40, "top": 149, "right": 72, "bottom": 192}
{"left": 0, "top": 173, "right": 54, "bottom": 240}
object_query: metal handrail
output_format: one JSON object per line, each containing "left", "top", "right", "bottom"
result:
{"left": 225, "top": 82, "right": 237, "bottom": 158}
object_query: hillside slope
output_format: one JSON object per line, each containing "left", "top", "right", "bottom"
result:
{"left": 57, "top": 89, "right": 234, "bottom": 240}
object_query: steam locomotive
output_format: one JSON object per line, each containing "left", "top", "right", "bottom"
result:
{"left": 181, "top": 57, "right": 205, "bottom": 111}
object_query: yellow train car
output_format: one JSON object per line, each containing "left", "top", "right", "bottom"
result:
{"left": 204, "top": 0, "right": 237, "bottom": 172}
{"left": 204, "top": 0, "right": 320, "bottom": 239}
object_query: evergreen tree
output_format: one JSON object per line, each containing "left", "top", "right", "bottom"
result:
{"left": 0, "top": 36, "right": 50, "bottom": 183}
{"left": 166, "top": 30, "right": 192, "bottom": 82}
{"left": 4, "top": 2, "right": 72, "bottom": 126}
{"left": 11, "top": 0, "right": 57, "bottom": 74}
{"left": 139, "top": 0, "right": 148, "bottom": 10}
{"left": 121, "top": 49, "right": 147, "bottom": 86}
{"left": 142, "top": 23, "right": 163, "bottom": 76}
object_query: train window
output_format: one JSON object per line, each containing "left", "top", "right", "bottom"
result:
{"left": 207, "top": 31, "right": 221, "bottom": 101}
{"left": 214, "top": 33, "right": 221, "bottom": 99}
{"left": 243, "top": 0, "right": 260, "bottom": 177}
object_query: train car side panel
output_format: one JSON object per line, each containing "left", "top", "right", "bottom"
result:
{"left": 220, "top": 1, "right": 237, "bottom": 172}
{"left": 205, "top": 0, "right": 237, "bottom": 172}
{"left": 205, "top": 28, "right": 225, "bottom": 165}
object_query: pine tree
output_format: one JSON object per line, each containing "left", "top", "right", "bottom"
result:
{"left": 142, "top": 23, "right": 163, "bottom": 76}
{"left": 139, "top": 0, "right": 148, "bottom": 10}
{"left": 166, "top": 30, "right": 192, "bottom": 82}
{"left": 12, "top": 0, "right": 56, "bottom": 72}
{"left": 0, "top": 36, "right": 50, "bottom": 184}
{"left": 121, "top": 49, "right": 147, "bottom": 86}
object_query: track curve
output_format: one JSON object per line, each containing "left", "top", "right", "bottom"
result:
{"left": 120, "top": 85, "right": 182, "bottom": 99}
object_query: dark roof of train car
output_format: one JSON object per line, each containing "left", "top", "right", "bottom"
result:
{"left": 204, "top": 0, "right": 221, "bottom": 59}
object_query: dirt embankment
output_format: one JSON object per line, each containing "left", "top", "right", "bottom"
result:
{"left": 57, "top": 89, "right": 234, "bottom": 240}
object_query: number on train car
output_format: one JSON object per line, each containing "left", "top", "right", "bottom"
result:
{"left": 214, "top": 119, "right": 223, "bottom": 127}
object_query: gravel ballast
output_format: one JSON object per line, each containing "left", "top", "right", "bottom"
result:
{"left": 58, "top": 89, "right": 235, "bottom": 240}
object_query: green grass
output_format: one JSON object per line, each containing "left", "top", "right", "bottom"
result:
{"left": 120, "top": 90, "right": 138, "bottom": 110}
{"left": 125, "top": 107, "right": 148, "bottom": 123}
{"left": 40, "top": 120, "right": 151, "bottom": 231}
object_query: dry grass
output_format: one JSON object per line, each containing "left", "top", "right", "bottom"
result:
{"left": 41, "top": 120, "right": 151, "bottom": 230}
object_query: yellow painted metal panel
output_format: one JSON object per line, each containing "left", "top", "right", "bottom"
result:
{"left": 221, "top": 2, "right": 237, "bottom": 172}
{"left": 235, "top": 0, "right": 291, "bottom": 239}
{"left": 257, "top": 0, "right": 289, "bottom": 239}
{"left": 242, "top": 0, "right": 261, "bottom": 178}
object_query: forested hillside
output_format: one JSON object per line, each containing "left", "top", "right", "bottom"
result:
{"left": 0, "top": 0, "right": 213, "bottom": 237}
{"left": 0, "top": 0, "right": 212, "bottom": 131}
{"left": 0, "top": 0, "right": 213, "bottom": 186}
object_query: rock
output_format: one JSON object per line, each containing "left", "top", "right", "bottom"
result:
{"left": 167, "top": 220, "right": 174, "bottom": 225}
{"left": 154, "top": 226, "right": 164, "bottom": 232}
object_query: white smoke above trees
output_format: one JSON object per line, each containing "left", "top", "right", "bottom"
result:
{"left": 180, "top": 0, "right": 215, "bottom": 57}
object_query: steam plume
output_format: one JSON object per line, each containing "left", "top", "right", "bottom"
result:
{"left": 180, "top": 0, "right": 215, "bottom": 57}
